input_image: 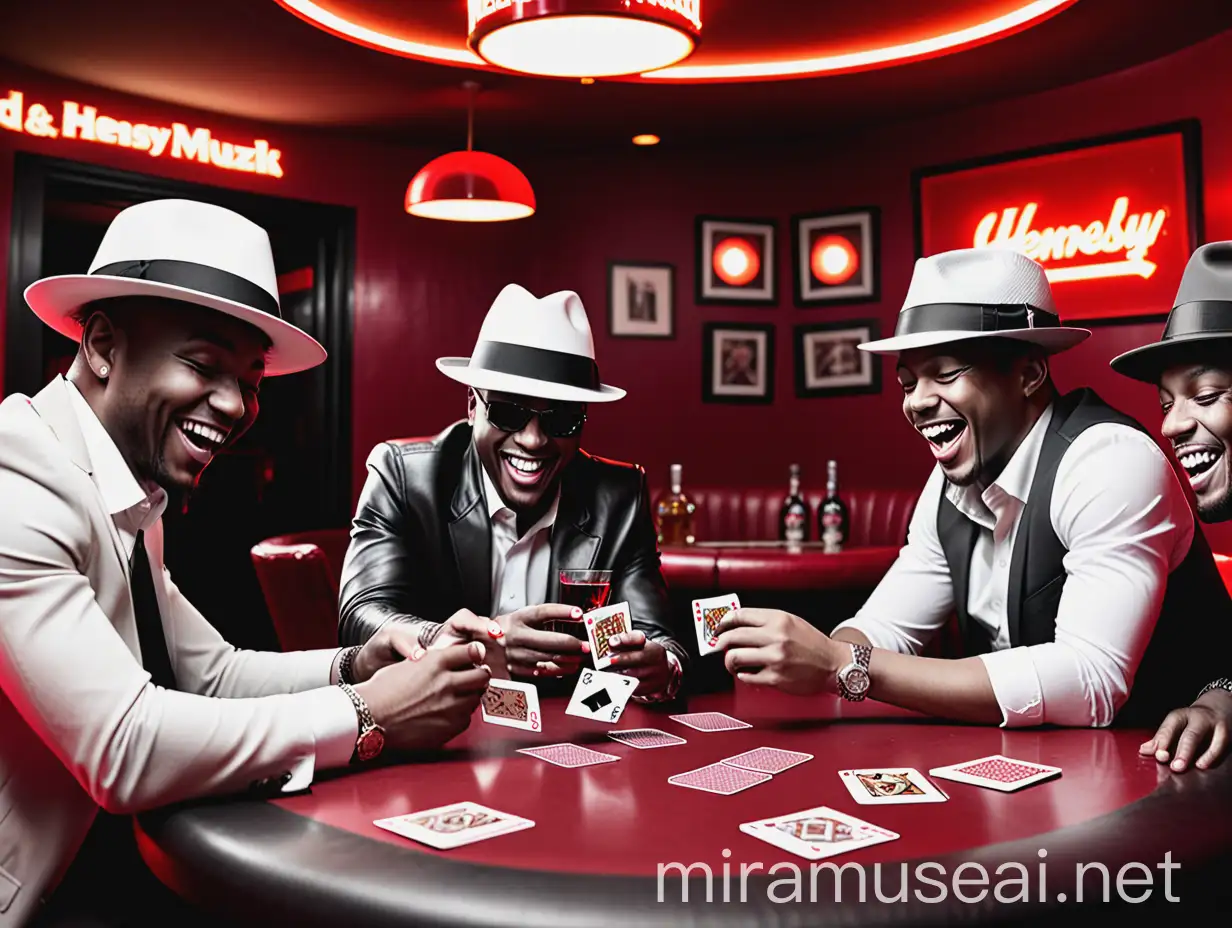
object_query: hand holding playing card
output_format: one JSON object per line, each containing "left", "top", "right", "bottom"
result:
{"left": 714, "top": 608, "right": 842, "bottom": 696}
{"left": 496, "top": 603, "right": 591, "bottom": 679}
{"left": 605, "top": 630, "right": 673, "bottom": 696}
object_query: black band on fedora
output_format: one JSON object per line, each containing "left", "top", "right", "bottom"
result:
{"left": 895, "top": 302, "right": 1059, "bottom": 337}
{"left": 471, "top": 341, "right": 600, "bottom": 390}
{"left": 1162, "top": 301, "right": 1232, "bottom": 340}
{"left": 93, "top": 259, "right": 281, "bottom": 319}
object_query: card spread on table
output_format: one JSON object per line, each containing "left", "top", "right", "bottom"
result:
{"left": 722, "top": 747, "right": 813, "bottom": 774}
{"left": 607, "top": 728, "right": 687, "bottom": 749}
{"left": 583, "top": 601, "right": 632, "bottom": 669}
{"left": 669, "top": 711, "right": 752, "bottom": 732}
{"left": 740, "top": 806, "right": 898, "bottom": 860}
{"left": 669, "top": 761, "right": 771, "bottom": 795}
{"left": 838, "top": 767, "right": 947, "bottom": 804}
{"left": 565, "top": 668, "right": 637, "bottom": 724}
{"left": 517, "top": 743, "right": 621, "bottom": 768}
{"left": 928, "top": 754, "right": 1061, "bottom": 792}
{"left": 692, "top": 593, "right": 739, "bottom": 656}
{"left": 373, "top": 801, "right": 534, "bottom": 849}
{"left": 480, "top": 679, "right": 541, "bottom": 732}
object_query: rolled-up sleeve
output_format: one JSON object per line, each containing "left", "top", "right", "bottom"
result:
{"left": 980, "top": 425, "right": 1192, "bottom": 728}
{"left": 831, "top": 468, "right": 954, "bottom": 654}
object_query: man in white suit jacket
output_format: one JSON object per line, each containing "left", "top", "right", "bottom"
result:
{"left": 0, "top": 200, "right": 494, "bottom": 926}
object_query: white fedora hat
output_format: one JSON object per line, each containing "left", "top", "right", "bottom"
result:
{"left": 24, "top": 198, "right": 326, "bottom": 376}
{"left": 437, "top": 284, "right": 624, "bottom": 403}
{"left": 859, "top": 247, "right": 1089, "bottom": 355}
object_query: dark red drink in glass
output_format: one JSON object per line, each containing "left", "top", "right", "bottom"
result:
{"left": 553, "top": 570, "right": 612, "bottom": 637}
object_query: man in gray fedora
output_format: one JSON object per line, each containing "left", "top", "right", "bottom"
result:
{"left": 1112, "top": 241, "right": 1232, "bottom": 772}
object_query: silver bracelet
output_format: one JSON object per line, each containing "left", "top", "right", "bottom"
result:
{"left": 337, "top": 645, "right": 362, "bottom": 684}
{"left": 1197, "top": 677, "right": 1232, "bottom": 701}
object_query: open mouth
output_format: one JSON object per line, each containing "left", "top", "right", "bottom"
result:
{"left": 917, "top": 418, "right": 968, "bottom": 463}
{"left": 501, "top": 451, "right": 554, "bottom": 486}
{"left": 175, "top": 417, "right": 229, "bottom": 465}
{"left": 1177, "top": 445, "right": 1225, "bottom": 491}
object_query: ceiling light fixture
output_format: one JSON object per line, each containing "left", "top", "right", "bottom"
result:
{"left": 405, "top": 82, "right": 535, "bottom": 222}
{"left": 467, "top": 0, "right": 702, "bottom": 78}
{"left": 632, "top": 134, "right": 660, "bottom": 146}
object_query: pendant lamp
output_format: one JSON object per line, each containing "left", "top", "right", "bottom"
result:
{"left": 405, "top": 82, "right": 535, "bottom": 222}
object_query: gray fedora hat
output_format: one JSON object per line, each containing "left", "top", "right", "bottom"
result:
{"left": 1111, "top": 242, "right": 1232, "bottom": 383}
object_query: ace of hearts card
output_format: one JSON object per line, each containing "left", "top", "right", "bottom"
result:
{"left": 583, "top": 601, "right": 632, "bottom": 669}
{"left": 740, "top": 806, "right": 898, "bottom": 861}
{"left": 565, "top": 668, "right": 637, "bottom": 723}
{"left": 691, "top": 593, "right": 739, "bottom": 656}
{"left": 480, "top": 679, "right": 542, "bottom": 732}
{"left": 373, "top": 801, "right": 534, "bottom": 849}
{"left": 838, "top": 767, "right": 947, "bottom": 804}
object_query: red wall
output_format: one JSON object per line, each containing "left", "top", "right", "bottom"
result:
{"left": 5, "top": 30, "right": 1232, "bottom": 548}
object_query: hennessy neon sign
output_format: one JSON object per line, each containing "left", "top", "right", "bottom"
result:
{"left": 0, "top": 89, "right": 283, "bottom": 178}
{"left": 973, "top": 197, "right": 1166, "bottom": 282}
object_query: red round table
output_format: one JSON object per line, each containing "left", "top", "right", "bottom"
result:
{"left": 136, "top": 688, "right": 1232, "bottom": 926}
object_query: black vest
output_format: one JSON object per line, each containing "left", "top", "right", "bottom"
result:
{"left": 937, "top": 388, "right": 1232, "bottom": 727}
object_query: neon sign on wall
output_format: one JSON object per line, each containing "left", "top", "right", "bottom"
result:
{"left": 915, "top": 124, "right": 1200, "bottom": 324}
{"left": 1, "top": 90, "right": 284, "bottom": 178}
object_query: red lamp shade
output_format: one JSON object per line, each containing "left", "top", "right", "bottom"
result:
{"left": 405, "top": 150, "right": 535, "bottom": 222}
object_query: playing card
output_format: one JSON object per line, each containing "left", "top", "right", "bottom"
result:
{"left": 373, "top": 801, "right": 534, "bottom": 849}
{"left": 480, "top": 679, "right": 542, "bottom": 732}
{"left": 838, "top": 767, "right": 948, "bottom": 804}
{"left": 517, "top": 743, "right": 621, "bottom": 768}
{"left": 928, "top": 754, "right": 1061, "bottom": 792}
{"left": 668, "top": 711, "right": 752, "bottom": 732}
{"left": 691, "top": 593, "right": 739, "bottom": 656}
{"left": 740, "top": 806, "right": 898, "bottom": 860}
{"left": 722, "top": 747, "right": 813, "bottom": 774}
{"left": 669, "top": 762, "right": 771, "bottom": 795}
{"left": 607, "top": 728, "right": 687, "bottom": 749}
{"left": 583, "top": 601, "right": 633, "bottom": 669}
{"left": 565, "top": 668, "right": 638, "bottom": 724}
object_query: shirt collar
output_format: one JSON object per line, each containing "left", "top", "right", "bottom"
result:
{"left": 480, "top": 460, "right": 559, "bottom": 536}
{"left": 64, "top": 379, "right": 167, "bottom": 521}
{"left": 945, "top": 401, "right": 1055, "bottom": 517}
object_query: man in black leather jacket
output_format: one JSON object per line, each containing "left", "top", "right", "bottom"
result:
{"left": 338, "top": 284, "right": 687, "bottom": 701}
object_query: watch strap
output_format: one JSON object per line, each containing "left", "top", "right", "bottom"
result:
{"left": 338, "top": 681, "right": 379, "bottom": 764}
{"left": 838, "top": 643, "right": 872, "bottom": 701}
{"left": 1197, "top": 677, "right": 1232, "bottom": 701}
{"left": 337, "top": 646, "right": 362, "bottom": 685}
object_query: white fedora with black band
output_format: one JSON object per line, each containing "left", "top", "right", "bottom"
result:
{"left": 24, "top": 198, "right": 326, "bottom": 376}
{"left": 1111, "top": 241, "right": 1232, "bottom": 383}
{"left": 437, "top": 284, "right": 625, "bottom": 403}
{"left": 858, "top": 247, "right": 1090, "bottom": 355}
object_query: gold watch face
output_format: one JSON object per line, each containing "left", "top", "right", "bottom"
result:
{"left": 356, "top": 727, "right": 386, "bottom": 762}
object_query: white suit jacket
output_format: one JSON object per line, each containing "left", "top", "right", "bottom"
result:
{"left": 0, "top": 377, "right": 357, "bottom": 926}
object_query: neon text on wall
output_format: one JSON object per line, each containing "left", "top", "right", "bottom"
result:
{"left": 0, "top": 90, "right": 283, "bottom": 178}
{"left": 973, "top": 196, "right": 1165, "bottom": 282}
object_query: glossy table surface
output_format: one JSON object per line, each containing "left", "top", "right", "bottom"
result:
{"left": 660, "top": 543, "right": 901, "bottom": 592}
{"left": 137, "top": 687, "right": 1232, "bottom": 927}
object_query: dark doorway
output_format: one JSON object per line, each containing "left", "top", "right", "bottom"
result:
{"left": 5, "top": 154, "right": 355, "bottom": 651}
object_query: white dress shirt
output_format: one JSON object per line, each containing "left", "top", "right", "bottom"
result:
{"left": 64, "top": 381, "right": 356, "bottom": 783}
{"left": 832, "top": 402, "right": 1194, "bottom": 728}
{"left": 482, "top": 465, "right": 559, "bottom": 614}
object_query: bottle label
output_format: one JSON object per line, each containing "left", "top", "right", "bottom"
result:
{"left": 822, "top": 513, "right": 842, "bottom": 528}
{"left": 784, "top": 513, "right": 805, "bottom": 543}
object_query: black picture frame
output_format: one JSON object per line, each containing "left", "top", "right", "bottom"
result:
{"left": 910, "top": 119, "right": 1203, "bottom": 327}
{"left": 792, "top": 206, "right": 881, "bottom": 307}
{"left": 702, "top": 321, "right": 775, "bottom": 404}
{"left": 695, "top": 215, "right": 777, "bottom": 306}
{"left": 794, "top": 320, "right": 881, "bottom": 398}
{"left": 607, "top": 260, "right": 675, "bottom": 338}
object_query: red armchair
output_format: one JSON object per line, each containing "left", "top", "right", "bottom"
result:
{"left": 250, "top": 529, "right": 350, "bottom": 651}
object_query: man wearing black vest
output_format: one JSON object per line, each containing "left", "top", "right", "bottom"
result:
{"left": 1112, "top": 241, "right": 1232, "bottom": 769}
{"left": 715, "top": 248, "right": 1227, "bottom": 728}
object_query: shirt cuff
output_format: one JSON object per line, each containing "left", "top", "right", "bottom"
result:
{"left": 831, "top": 617, "right": 891, "bottom": 651}
{"left": 632, "top": 648, "right": 683, "bottom": 703}
{"left": 297, "top": 685, "right": 360, "bottom": 787}
{"left": 978, "top": 648, "right": 1045, "bottom": 728}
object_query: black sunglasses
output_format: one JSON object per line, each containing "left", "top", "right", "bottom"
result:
{"left": 475, "top": 392, "right": 587, "bottom": 438}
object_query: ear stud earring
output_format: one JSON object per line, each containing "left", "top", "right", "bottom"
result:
{"left": 98, "top": 366, "right": 109, "bottom": 377}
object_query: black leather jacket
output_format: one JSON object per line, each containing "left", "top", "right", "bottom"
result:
{"left": 337, "top": 422, "right": 687, "bottom": 671}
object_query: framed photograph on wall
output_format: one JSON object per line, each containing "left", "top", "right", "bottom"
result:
{"left": 794, "top": 320, "right": 881, "bottom": 398}
{"left": 702, "top": 322, "right": 775, "bottom": 404}
{"left": 696, "top": 216, "right": 777, "bottom": 305}
{"left": 792, "top": 207, "right": 880, "bottom": 305}
{"left": 912, "top": 120, "right": 1202, "bottom": 326}
{"left": 608, "top": 261, "right": 674, "bottom": 338}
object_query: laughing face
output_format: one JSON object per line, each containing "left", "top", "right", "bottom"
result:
{"left": 897, "top": 341, "right": 1050, "bottom": 488}
{"left": 78, "top": 297, "right": 267, "bottom": 496}
{"left": 470, "top": 389, "right": 582, "bottom": 519}
{"left": 1160, "top": 362, "right": 1232, "bottom": 522}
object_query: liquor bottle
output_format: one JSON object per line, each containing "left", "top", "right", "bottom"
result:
{"left": 655, "top": 464, "right": 696, "bottom": 545}
{"left": 820, "top": 459, "right": 849, "bottom": 553}
{"left": 779, "top": 463, "right": 810, "bottom": 545}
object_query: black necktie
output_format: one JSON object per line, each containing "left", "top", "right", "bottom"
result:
{"left": 130, "top": 529, "right": 177, "bottom": 690}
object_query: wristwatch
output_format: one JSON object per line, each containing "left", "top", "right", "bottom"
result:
{"left": 1197, "top": 677, "right": 1232, "bottom": 700}
{"left": 836, "top": 644, "right": 872, "bottom": 701}
{"left": 338, "top": 682, "right": 386, "bottom": 763}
